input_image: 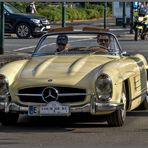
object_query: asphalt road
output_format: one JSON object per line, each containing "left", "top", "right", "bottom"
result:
{"left": 0, "top": 111, "right": 148, "bottom": 148}
{"left": 1, "top": 35, "right": 148, "bottom": 148}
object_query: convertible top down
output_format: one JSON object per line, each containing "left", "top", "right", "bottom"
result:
{"left": 0, "top": 27, "right": 148, "bottom": 127}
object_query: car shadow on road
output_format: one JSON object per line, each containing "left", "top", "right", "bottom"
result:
{"left": 127, "top": 110, "right": 148, "bottom": 117}
{"left": 0, "top": 111, "right": 147, "bottom": 133}
{"left": 0, "top": 114, "right": 111, "bottom": 133}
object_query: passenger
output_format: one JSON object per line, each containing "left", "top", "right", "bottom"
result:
{"left": 56, "top": 34, "right": 69, "bottom": 53}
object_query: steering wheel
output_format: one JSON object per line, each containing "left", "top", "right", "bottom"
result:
{"left": 87, "top": 45, "right": 108, "bottom": 54}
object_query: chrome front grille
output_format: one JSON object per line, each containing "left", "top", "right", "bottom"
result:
{"left": 17, "top": 87, "right": 87, "bottom": 103}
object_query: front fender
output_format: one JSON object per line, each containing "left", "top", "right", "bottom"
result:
{"left": 98, "top": 58, "right": 136, "bottom": 104}
{"left": 0, "top": 60, "right": 28, "bottom": 86}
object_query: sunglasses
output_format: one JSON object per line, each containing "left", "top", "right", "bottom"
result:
{"left": 98, "top": 39, "right": 109, "bottom": 42}
{"left": 58, "top": 43, "right": 66, "bottom": 46}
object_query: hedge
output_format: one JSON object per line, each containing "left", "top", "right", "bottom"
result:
{"left": 10, "top": 2, "right": 112, "bottom": 22}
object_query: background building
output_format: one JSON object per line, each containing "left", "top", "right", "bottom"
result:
{"left": 112, "top": 2, "right": 131, "bottom": 26}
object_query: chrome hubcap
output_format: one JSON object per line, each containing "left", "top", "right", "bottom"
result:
{"left": 17, "top": 25, "right": 29, "bottom": 37}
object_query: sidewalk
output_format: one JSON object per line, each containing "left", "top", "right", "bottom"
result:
{"left": 51, "top": 17, "right": 134, "bottom": 39}
{"left": 0, "top": 52, "right": 30, "bottom": 68}
{"left": 51, "top": 17, "right": 116, "bottom": 27}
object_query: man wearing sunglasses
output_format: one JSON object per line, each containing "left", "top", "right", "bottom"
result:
{"left": 97, "top": 34, "right": 111, "bottom": 49}
{"left": 56, "top": 34, "right": 69, "bottom": 53}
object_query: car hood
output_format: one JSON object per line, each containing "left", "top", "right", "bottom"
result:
{"left": 19, "top": 55, "right": 117, "bottom": 81}
{"left": 12, "top": 13, "right": 46, "bottom": 20}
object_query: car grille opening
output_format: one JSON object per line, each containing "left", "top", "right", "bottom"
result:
{"left": 18, "top": 87, "right": 86, "bottom": 103}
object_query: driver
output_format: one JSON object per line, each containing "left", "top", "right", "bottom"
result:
{"left": 56, "top": 34, "right": 69, "bottom": 53}
{"left": 97, "top": 34, "right": 111, "bottom": 49}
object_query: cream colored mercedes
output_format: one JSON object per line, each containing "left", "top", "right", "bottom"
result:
{"left": 0, "top": 30, "right": 148, "bottom": 127}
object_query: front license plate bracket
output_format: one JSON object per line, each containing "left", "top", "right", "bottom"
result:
{"left": 28, "top": 101, "right": 70, "bottom": 116}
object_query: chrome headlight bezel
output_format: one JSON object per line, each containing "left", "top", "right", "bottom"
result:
{"left": 0, "top": 74, "right": 9, "bottom": 96}
{"left": 95, "top": 73, "right": 112, "bottom": 102}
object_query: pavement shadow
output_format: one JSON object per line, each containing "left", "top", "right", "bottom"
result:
{"left": 0, "top": 114, "right": 110, "bottom": 133}
{"left": 127, "top": 110, "right": 148, "bottom": 117}
{"left": 118, "top": 39, "right": 135, "bottom": 41}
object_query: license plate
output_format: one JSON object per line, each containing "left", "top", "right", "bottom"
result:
{"left": 28, "top": 101, "right": 70, "bottom": 116}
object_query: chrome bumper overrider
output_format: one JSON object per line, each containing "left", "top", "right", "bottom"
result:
{"left": 0, "top": 100, "right": 124, "bottom": 115}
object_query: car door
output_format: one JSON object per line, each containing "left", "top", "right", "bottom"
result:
{"left": 4, "top": 11, "right": 15, "bottom": 33}
{"left": 134, "top": 57, "right": 147, "bottom": 94}
{"left": 129, "top": 56, "right": 147, "bottom": 109}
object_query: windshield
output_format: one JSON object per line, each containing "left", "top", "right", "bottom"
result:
{"left": 4, "top": 3, "right": 21, "bottom": 14}
{"left": 33, "top": 32, "right": 122, "bottom": 56}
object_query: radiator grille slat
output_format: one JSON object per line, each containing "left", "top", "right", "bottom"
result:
{"left": 18, "top": 87, "right": 86, "bottom": 103}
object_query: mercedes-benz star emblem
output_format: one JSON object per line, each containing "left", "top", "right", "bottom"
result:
{"left": 42, "top": 87, "right": 59, "bottom": 103}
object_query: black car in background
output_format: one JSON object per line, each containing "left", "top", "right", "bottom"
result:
{"left": 4, "top": 3, "right": 51, "bottom": 38}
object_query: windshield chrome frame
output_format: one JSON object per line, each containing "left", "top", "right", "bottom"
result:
{"left": 32, "top": 31, "right": 123, "bottom": 57}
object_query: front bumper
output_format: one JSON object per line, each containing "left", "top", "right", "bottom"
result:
{"left": 0, "top": 97, "right": 124, "bottom": 116}
{"left": 33, "top": 25, "right": 51, "bottom": 34}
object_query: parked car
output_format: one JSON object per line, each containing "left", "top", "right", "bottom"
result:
{"left": 3, "top": 3, "right": 51, "bottom": 38}
{"left": 0, "top": 28, "right": 148, "bottom": 127}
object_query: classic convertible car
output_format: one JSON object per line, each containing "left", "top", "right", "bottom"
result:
{"left": 0, "top": 28, "right": 148, "bottom": 127}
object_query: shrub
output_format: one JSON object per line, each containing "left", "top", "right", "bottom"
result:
{"left": 9, "top": 2, "right": 112, "bottom": 22}
{"left": 76, "top": 8, "right": 87, "bottom": 20}
{"left": 86, "top": 9, "right": 100, "bottom": 19}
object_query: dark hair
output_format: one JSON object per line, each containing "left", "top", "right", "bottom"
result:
{"left": 56, "top": 34, "right": 68, "bottom": 45}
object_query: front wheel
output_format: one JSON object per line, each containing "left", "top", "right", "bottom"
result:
{"left": 107, "top": 88, "right": 127, "bottom": 127}
{"left": 0, "top": 112, "right": 19, "bottom": 126}
{"left": 141, "top": 33, "right": 148, "bottom": 40}
{"left": 16, "top": 23, "right": 31, "bottom": 39}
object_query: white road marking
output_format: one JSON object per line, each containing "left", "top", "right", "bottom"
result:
{"left": 13, "top": 45, "right": 36, "bottom": 52}
{"left": 111, "top": 28, "right": 130, "bottom": 31}
{"left": 75, "top": 28, "right": 130, "bottom": 31}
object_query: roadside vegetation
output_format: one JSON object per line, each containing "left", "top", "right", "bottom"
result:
{"left": 11, "top": 2, "right": 112, "bottom": 22}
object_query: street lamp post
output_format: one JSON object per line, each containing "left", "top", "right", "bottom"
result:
{"left": 0, "top": 2, "right": 4, "bottom": 54}
{"left": 123, "top": 2, "right": 126, "bottom": 28}
{"left": 130, "top": 2, "right": 134, "bottom": 34}
{"left": 104, "top": 2, "right": 107, "bottom": 29}
{"left": 62, "top": 2, "right": 66, "bottom": 27}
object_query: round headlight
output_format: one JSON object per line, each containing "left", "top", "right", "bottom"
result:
{"left": 95, "top": 74, "right": 112, "bottom": 101}
{"left": 0, "top": 74, "right": 9, "bottom": 96}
